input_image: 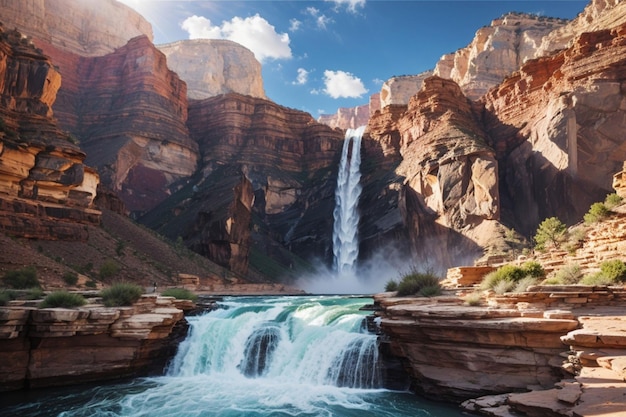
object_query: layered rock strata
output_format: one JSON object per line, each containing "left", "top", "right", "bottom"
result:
{"left": 362, "top": 76, "right": 500, "bottom": 268}
{"left": 0, "top": 0, "right": 153, "bottom": 56}
{"left": 434, "top": 13, "right": 568, "bottom": 100}
{"left": 481, "top": 19, "right": 626, "bottom": 232}
{"left": 374, "top": 292, "right": 579, "bottom": 401}
{"left": 141, "top": 93, "right": 344, "bottom": 277}
{"left": 0, "top": 295, "right": 190, "bottom": 391}
{"left": 158, "top": 39, "right": 266, "bottom": 100}
{"left": 39, "top": 36, "right": 197, "bottom": 215}
{"left": 0, "top": 26, "right": 100, "bottom": 240}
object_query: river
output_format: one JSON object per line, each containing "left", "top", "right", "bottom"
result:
{"left": 1, "top": 296, "right": 467, "bottom": 417}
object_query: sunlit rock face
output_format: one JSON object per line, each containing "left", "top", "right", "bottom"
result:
{"left": 158, "top": 39, "right": 266, "bottom": 100}
{"left": 0, "top": 0, "right": 153, "bottom": 56}
{"left": 380, "top": 72, "right": 433, "bottom": 108}
{"left": 481, "top": 20, "right": 626, "bottom": 233}
{"left": 0, "top": 27, "right": 100, "bottom": 240}
{"left": 536, "top": 0, "right": 626, "bottom": 57}
{"left": 434, "top": 12, "right": 568, "bottom": 100}
{"left": 363, "top": 76, "right": 499, "bottom": 268}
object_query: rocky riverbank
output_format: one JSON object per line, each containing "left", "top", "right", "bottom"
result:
{"left": 375, "top": 281, "right": 626, "bottom": 416}
{"left": 0, "top": 294, "right": 192, "bottom": 391}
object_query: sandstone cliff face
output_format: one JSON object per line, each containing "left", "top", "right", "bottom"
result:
{"left": 141, "top": 93, "right": 344, "bottom": 278}
{"left": 0, "top": 0, "right": 153, "bottom": 56}
{"left": 362, "top": 76, "right": 499, "bottom": 268}
{"left": 0, "top": 27, "right": 100, "bottom": 240}
{"left": 434, "top": 13, "right": 568, "bottom": 100}
{"left": 481, "top": 20, "right": 626, "bottom": 233}
{"left": 158, "top": 39, "right": 265, "bottom": 100}
{"left": 39, "top": 36, "right": 197, "bottom": 215}
{"left": 380, "top": 72, "right": 433, "bottom": 107}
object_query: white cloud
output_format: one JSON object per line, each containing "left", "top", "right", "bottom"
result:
{"left": 326, "top": 0, "right": 366, "bottom": 13}
{"left": 293, "top": 68, "right": 309, "bottom": 85}
{"left": 316, "top": 15, "right": 332, "bottom": 29}
{"left": 306, "top": 7, "right": 320, "bottom": 17}
{"left": 181, "top": 14, "right": 291, "bottom": 62}
{"left": 323, "top": 70, "right": 368, "bottom": 99}
{"left": 289, "top": 18, "right": 302, "bottom": 32}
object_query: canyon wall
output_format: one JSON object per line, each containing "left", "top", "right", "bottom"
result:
{"left": 0, "top": 26, "right": 100, "bottom": 241}
{"left": 0, "top": 0, "right": 153, "bottom": 56}
{"left": 158, "top": 39, "right": 265, "bottom": 100}
{"left": 36, "top": 36, "right": 198, "bottom": 215}
{"left": 140, "top": 93, "right": 344, "bottom": 279}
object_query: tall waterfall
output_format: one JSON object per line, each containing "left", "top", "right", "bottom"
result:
{"left": 333, "top": 125, "right": 366, "bottom": 276}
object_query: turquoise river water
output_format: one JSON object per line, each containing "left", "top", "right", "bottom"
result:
{"left": 1, "top": 296, "right": 468, "bottom": 417}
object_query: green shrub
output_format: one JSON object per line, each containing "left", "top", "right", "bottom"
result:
{"left": 3, "top": 266, "right": 39, "bottom": 289}
{"left": 584, "top": 202, "right": 609, "bottom": 224}
{"left": 384, "top": 280, "right": 398, "bottom": 292}
{"left": 419, "top": 284, "right": 442, "bottom": 297}
{"left": 480, "top": 262, "right": 544, "bottom": 292}
{"left": 99, "top": 260, "right": 120, "bottom": 279}
{"left": 463, "top": 291, "right": 483, "bottom": 306}
{"left": 604, "top": 193, "right": 623, "bottom": 210}
{"left": 63, "top": 271, "right": 79, "bottom": 286}
{"left": 513, "top": 276, "right": 538, "bottom": 293}
{"left": 551, "top": 263, "right": 583, "bottom": 285}
{"left": 580, "top": 272, "right": 615, "bottom": 286}
{"left": 493, "top": 279, "right": 516, "bottom": 294}
{"left": 24, "top": 287, "right": 44, "bottom": 300}
{"left": 396, "top": 271, "right": 441, "bottom": 297}
{"left": 534, "top": 217, "right": 567, "bottom": 250}
{"left": 39, "top": 291, "right": 87, "bottom": 309}
{"left": 85, "top": 280, "right": 97, "bottom": 288}
{"left": 0, "top": 290, "right": 16, "bottom": 306}
{"left": 600, "top": 259, "right": 626, "bottom": 282}
{"left": 100, "top": 282, "right": 143, "bottom": 307}
{"left": 116, "top": 240, "right": 126, "bottom": 256}
{"left": 542, "top": 276, "right": 564, "bottom": 285}
{"left": 521, "top": 261, "right": 545, "bottom": 278}
{"left": 161, "top": 288, "right": 198, "bottom": 302}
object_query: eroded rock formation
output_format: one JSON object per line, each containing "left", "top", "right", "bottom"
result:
{"left": 0, "top": 26, "right": 100, "bottom": 240}
{"left": 0, "top": 295, "right": 190, "bottom": 391}
{"left": 158, "top": 39, "right": 265, "bottom": 100}
{"left": 318, "top": 93, "right": 380, "bottom": 130}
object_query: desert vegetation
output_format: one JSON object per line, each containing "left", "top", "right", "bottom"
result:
{"left": 385, "top": 268, "right": 442, "bottom": 297}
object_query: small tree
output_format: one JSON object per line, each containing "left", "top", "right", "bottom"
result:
{"left": 534, "top": 217, "right": 567, "bottom": 250}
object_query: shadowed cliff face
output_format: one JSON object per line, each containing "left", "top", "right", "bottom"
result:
{"left": 37, "top": 36, "right": 198, "bottom": 215}
{"left": 140, "top": 93, "right": 344, "bottom": 279}
{"left": 482, "top": 21, "right": 626, "bottom": 234}
{"left": 0, "top": 27, "right": 100, "bottom": 241}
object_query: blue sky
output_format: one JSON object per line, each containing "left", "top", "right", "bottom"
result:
{"left": 117, "top": 0, "right": 588, "bottom": 117}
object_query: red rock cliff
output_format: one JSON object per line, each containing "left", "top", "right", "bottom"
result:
{"left": 0, "top": 26, "right": 100, "bottom": 241}
{"left": 38, "top": 36, "right": 198, "bottom": 215}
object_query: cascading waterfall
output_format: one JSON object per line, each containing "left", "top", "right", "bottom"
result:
{"left": 333, "top": 125, "right": 366, "bottom": 276}
{"left": 167, "top": 296, "right": 381, "bottom": 389}
{"left": 3, "top": 296, "right": 466, "bottom": 417}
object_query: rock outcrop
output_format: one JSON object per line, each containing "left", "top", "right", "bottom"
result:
{"left": 318, "top": 93, "right": 380, "bottom": 130}
{"left": 434, "top": 13, "right": 568, "bottom": 100}
{"left": 158, "top": 39, "right": 266, "bottom": 100}
{"left": 0, "top": 0, "right": 153, "bottom": 56}
{"left": 38, "top": 36, "right": 197, "bottom": 215}
{"left": 481, "top": 19, "right": 626, "bottom": 233}
{"left": 0, "top": 295, "right": 190, "bottom": 391}
{"left": 379, "top": 72, "right": 433, "bottom": 108}
{"left": 0, "top": 26, "right": 100, "bottom": 240}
